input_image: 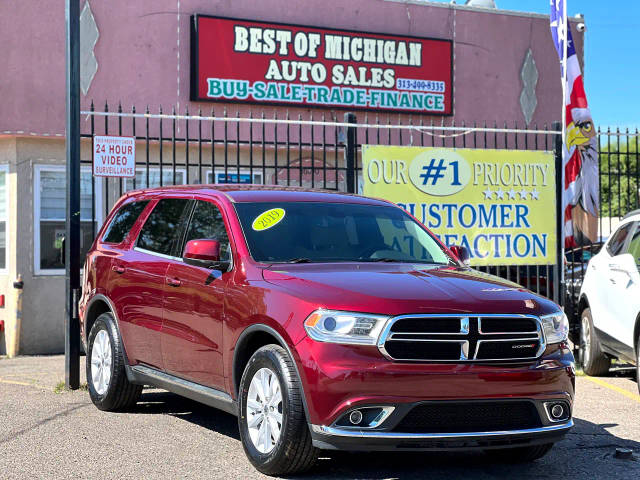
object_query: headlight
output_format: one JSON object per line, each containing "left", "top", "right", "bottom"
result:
{"left": 541, "top": 312, "right": 569, "bottom": 344}
{"left": 304, "top": 310, "right": 389, "bottom": 345}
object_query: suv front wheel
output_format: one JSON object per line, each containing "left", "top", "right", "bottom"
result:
{"left": 86, "top": 312, "right": 142, "bottom": 411}
{"left": 636, "top": 331, "right": 640, "bottom": 394}
{"left": 238, "top": 344, "right": 318, "bottom": 475}
{"left": 579, "top": 308, "right": 611, "bottom": 376}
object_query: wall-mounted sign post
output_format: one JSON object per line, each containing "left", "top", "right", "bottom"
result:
{"left": 65, "top": 0, "right": 81, "bottom": 390}
{"left": 93, "top": 136, "right": 136, "bottom": 177}
{"left": 362, "top": 146, "right": 557, "bottom": 267}
{"left": 191, "top": 16, "right": 453, "bottom": 115}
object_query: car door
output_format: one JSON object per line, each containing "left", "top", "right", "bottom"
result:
{"left": 588, "top": 221, "right": 634, "bottom": 346}
{"left": 606, "top": 222, "right": 640, "bottom": 351}
{"left": 161, "top": 199, "right": 233, "bottom": 390}
{"left": 110, "top": 197, "right": 191, "bottom": 369}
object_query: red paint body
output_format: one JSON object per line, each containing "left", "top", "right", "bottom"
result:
{"left": 80, "top": 186, "right": 575, "bottom": 428}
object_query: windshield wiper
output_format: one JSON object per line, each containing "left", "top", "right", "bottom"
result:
{"left": 368, "top": 258, "right": 405, "bottom": 262}
{"left": 284, "top": 257, "right": 313, "bottom": 263}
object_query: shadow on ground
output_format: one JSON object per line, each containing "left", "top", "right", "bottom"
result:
{"left": 131, "top": 390, "right": 640, "bottom": 479}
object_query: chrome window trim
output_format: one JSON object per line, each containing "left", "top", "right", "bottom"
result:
{"left": 311, "top": 419, "right": 574, "bottom": 439}
{"left": 377, "top": 313, "right": 546, "bottom": 362}
{"left": 133, "top": 246, "right": 183, "bottom": 262}
{"left": 132, "top": 246, "right": 234, "bottom": 272}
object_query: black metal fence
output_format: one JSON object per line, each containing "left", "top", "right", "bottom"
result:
{"left": 81, "top": 102, "right": 565, "bottom": 303}
{"left": 564, "top": 127, "right": 640, "bottom": 322}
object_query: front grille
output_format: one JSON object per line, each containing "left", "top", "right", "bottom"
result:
{"left": 393, "top": 401, "right": 542, "bottom": 433}
{"left": 379, "top": 315, "right": 543, "bottom": 362}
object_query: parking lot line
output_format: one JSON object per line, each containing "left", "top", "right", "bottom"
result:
{"left": 584, "top": 376, "right": 640, "bottom": 404}
{"left": 0, "top": 377, "right": 49, "bottom": 391}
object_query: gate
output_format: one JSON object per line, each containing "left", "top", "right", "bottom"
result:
{"left": 80, "top": 102, "right": 563, "bottom": 304}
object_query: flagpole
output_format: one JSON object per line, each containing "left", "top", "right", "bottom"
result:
{"left": 560, "top": 0, "right": 568, "bottom": 303}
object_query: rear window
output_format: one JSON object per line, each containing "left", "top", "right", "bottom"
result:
{"left": 102, "top": 200, "right": 149, "bottom": 244}
{"left": 137, "top": 198, "right": 190, "bottom": 256}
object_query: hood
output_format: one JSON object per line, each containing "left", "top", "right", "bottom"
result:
{"left": 262, "top": 263, "right": 558, "bottom": 316}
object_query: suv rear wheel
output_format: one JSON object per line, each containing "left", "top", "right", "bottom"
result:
{"left": 579, "top": 308, "right": 611, "bottom": 376}
{"left": 485, "top": 443, "right": 553, "bottom": 463}
{"left": 238, "top": 344, "right": 318, "bottom": 475}
{"left": 87, "top": 312, "right": 142, "bottom": 411}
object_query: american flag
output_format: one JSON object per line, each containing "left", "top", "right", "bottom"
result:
{"left": 550, "top": 0, "right": 599, "bottom": 248}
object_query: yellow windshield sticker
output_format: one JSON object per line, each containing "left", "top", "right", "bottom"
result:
{"left": 252, "top": 208, "right": 286, "bottom": 231}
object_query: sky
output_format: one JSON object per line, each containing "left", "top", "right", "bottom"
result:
{"left": 430, "top": 0, "right": 640, "bottom": 127}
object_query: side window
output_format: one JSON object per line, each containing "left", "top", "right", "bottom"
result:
{"left": 607, "top": 222, "right": 633, "bottom": 257}
{"left": 626, "top": 223, "right": 640, "bottom": 263}
{"left": 184, "top": 201, "right": 231, "bottom": 262}
{"left": 137, "top": 199, "right": 190, "bottom": 256}
{"left": 102, "top": 201, "right": 149, "bottom": 244}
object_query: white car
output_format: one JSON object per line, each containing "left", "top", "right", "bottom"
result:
{"left": 578, "top": 210, "right": 640, "bottom": 391}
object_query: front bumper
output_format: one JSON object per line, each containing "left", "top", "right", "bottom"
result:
{"left": 310, "top": 420, "right": 573, "bottom": 451}
{"left": 294, "top": 337, "right": 576, "bottom": 427}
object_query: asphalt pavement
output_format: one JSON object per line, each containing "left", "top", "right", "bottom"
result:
{"left": 1, "top": 355, "right": 639, "bottom": 479}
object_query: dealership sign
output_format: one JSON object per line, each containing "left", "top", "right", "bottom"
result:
{"left": 190, "top": 16, "right": 453, "bottom": 114}
{"left": 362, "top": 146, "right": 557, "bottom": 266}
{"left": 93, "top": 136, "right": 135, "bottom": 177}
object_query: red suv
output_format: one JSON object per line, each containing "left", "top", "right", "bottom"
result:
{"left": 80, "top": 185, "right": 575, "bottom": 475}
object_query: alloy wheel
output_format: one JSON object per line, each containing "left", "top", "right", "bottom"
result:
{"left": 91, "top": 329, "right": 113, "bottom": 395}
{"left": 246, "top": 367, "right": 283, "bottom": 454}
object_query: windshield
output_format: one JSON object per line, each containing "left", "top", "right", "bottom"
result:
{"left": 234, "top": 201, "right": 454, "bottom": 265}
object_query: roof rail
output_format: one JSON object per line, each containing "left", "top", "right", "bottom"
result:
{"left": 622, "top": 209, "right": 640, "bottom": 220}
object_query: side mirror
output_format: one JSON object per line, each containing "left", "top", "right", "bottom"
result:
{"left": 183, "top": 239, "right": 229, "bottom": 271}
{"left": 450, "top": 245, "right": 471, "bottom": 266}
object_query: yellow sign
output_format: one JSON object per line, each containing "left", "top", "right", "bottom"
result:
{"left": 252, "top": 208, "right": 286, "bottom": 231}
{"left": 362, "top": 146, "right": 556, "bottom": 266}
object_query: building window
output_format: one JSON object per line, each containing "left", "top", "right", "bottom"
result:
{"left": 34, "top": 166, "right": 103, "bottom": 275}
{"left": 206, "top": 169, "right": 263, "bottom": 185}
{"left": 124, "top": 168, "right": 186, "bottom": 191}
{"left": 0, "top": 165, "right": 8, "bottom": 272}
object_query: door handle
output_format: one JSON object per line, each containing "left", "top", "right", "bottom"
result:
{"left": 166, "top": 277, "right": 182, "bottom": 287}
{"left": 111, "top": 265, "right": 125, "bottom": 274}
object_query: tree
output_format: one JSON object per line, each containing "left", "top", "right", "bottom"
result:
{"left": 598, "top": 132, "right": 640, "bottom": 218}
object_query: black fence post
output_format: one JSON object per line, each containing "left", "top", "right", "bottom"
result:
{"left": 344, "top": 112, "right": 357, "bottom": 193}
{"left": 64, "top": 0, "right": 81, "bottom": 390}
{"left": 552, "top": 121, "right": 564, "bottom": 307}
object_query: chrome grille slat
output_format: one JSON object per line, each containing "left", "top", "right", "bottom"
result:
{"left": 378, "top": 314, "right": 546, "bottom": 362}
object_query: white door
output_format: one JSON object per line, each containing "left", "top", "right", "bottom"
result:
{"left": 588, "top": 221, "right": 635, "bottom": 339}
{"left": 607, "top": 223, "right": 640, "bottom": 349}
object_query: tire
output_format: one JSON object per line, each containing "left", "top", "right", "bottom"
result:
{"left": 86, "top": 312, "right": 142, "bottom": 411}
{"left": 485, "top": 443, "right": 554, "bottom": 463}
{"left": 636, "top": 331, "right": 640, "bottom": 395}
{"left": 579, "top": 308, "right": 611, "bottom": 376}
{"left": 238, "top": 344, "right": 318, "bottom": 476}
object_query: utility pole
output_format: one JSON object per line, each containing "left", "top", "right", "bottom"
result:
{"left": 65, "top": 0, "right": 81, "bottom": 390}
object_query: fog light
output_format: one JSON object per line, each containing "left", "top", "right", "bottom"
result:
{"left": 551, "top": 404, "right": 565, "bottom": 419}
{"left": 349, "top": 410, "right": 363, "bottom": 425}
{"left": 544, "top": 401, "right": 570, "bottom": 422}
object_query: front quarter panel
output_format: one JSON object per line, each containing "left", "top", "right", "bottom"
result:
{"left": 222, "top": 275, "right": 316, "bottom": 396}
